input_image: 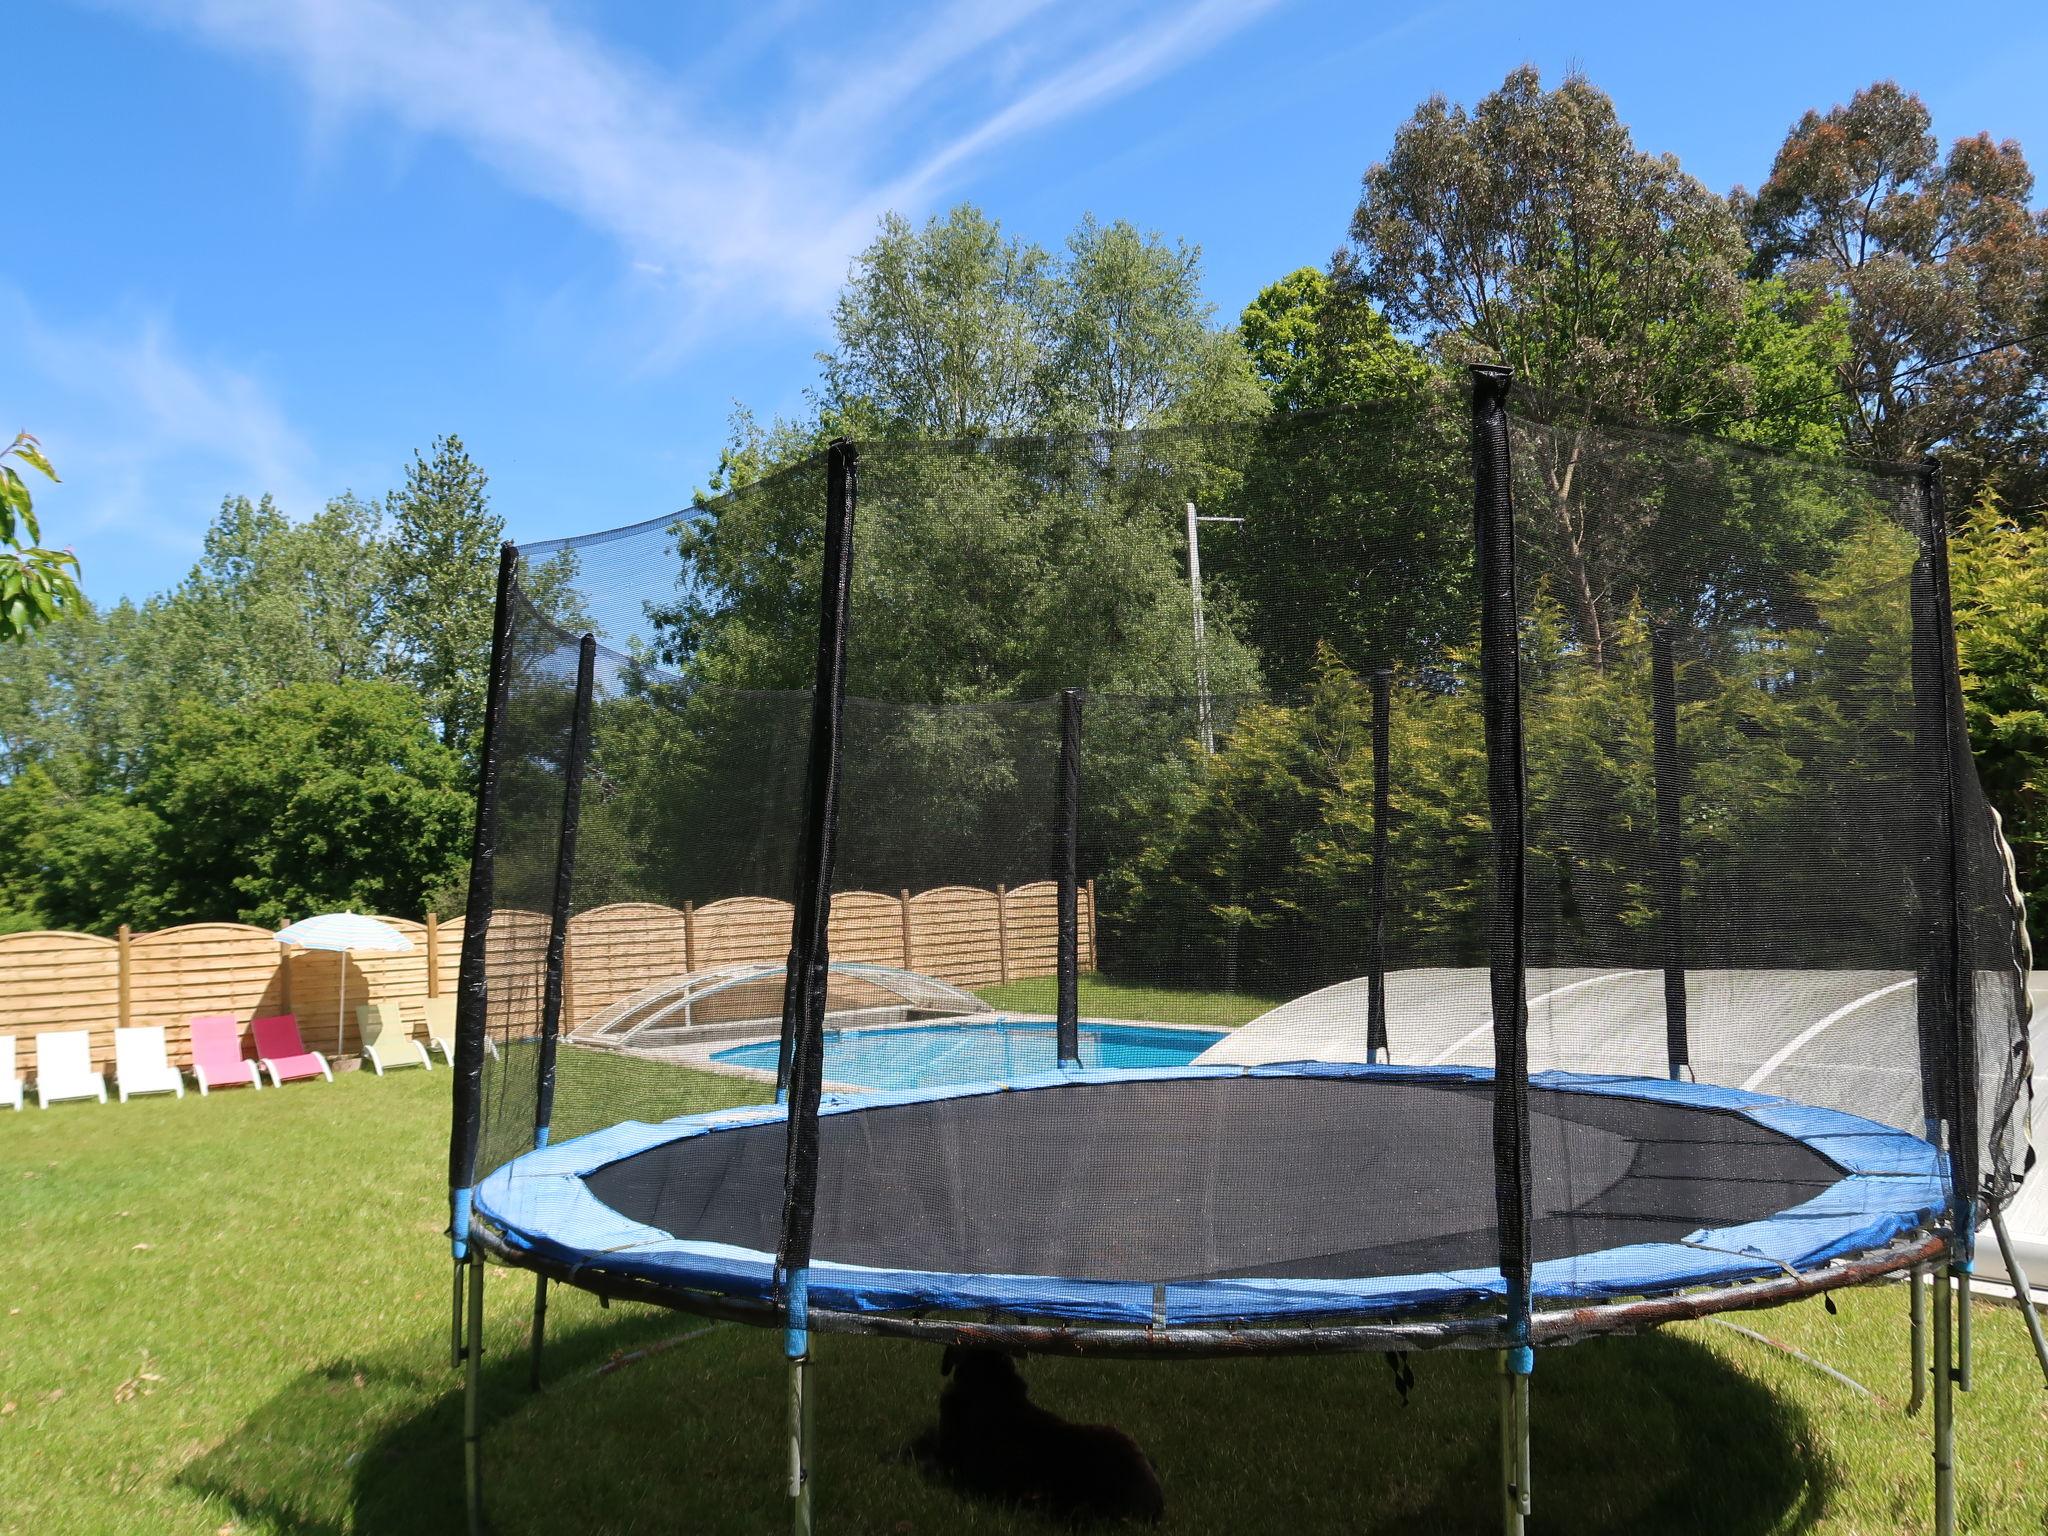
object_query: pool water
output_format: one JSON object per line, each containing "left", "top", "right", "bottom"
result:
{"left": 711, "top": 1019, "right": 1224, "bottom": 1091}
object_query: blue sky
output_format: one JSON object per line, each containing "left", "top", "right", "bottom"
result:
{"left": 12, "top": 0, "right": 2048, "bottom": 605}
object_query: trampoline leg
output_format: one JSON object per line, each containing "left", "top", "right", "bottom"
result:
{"left": 1908, "top": 1265, "right": 1927, "bottom": 1417}
{"left": 465, "top": 1256, "right": 486, "bottom": 1536}
{"left": 1498, "top": 1352, "right": 1528, "bottom": 1534}
{"left": 1932, "top": 1263, "right": 1955, "bottom": 1536}
{"left": 528, "top": 1276, "right": 548, "bottom": 1393}
{"left": 452, "top": 1257, "right": 468, "bottom": 1372}
{"left": 789, "top": 1353, "right": 814, "bottom": 1536}
{"left": 1989, "top": 1202, "right": 2048, "bottom": 1387}
{"left": 1957, "top": 1264, "right": 1973, "bottom": 1393}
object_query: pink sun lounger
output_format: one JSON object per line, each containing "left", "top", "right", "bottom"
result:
{"left": 189, "top": 1014, "right": 262, "bottom": 1095}
{"left": 252, "top": 1014, "right": 333, "bottom": 1087}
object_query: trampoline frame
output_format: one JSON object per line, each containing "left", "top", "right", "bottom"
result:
{"left": 473, "top": 1061, "right": 1949, "bottom": 1331}
{"left": 441, "top": 379, "right": 2036, "bottom": 1536}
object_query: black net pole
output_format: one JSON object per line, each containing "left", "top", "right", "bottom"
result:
{"left": 1367, "top": 668, "right": 1391, "bottom": 1062}
{"left": 1651, "top": 623, "right": 1689, "bottom": 1081}
{"left": 1469, "top": 365, "right": 1533, "bottom": 1360}
{"left": 777, "top": 439, "right": 859, "bottom": 1283}
{"left": 1910, "top": 462, "right": 1978, "bottom": 1240}
{"left": 448, "top": 541, "right": 521, "bottom": 1252}
{"left": 534, "top": 633, "right": 597, "bottom": 1148}
{"left": 1057, "top": 687, "right": 1083, "bottom": 1067}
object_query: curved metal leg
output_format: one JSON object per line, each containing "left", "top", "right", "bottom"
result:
{"left": 1499, "top": 1351, "right": 1529, "bottom": 1534}
{"left": 1908, "top": 1265, "right": 1926, "bottom": 1416}
{"left": 789, "top": 1353, "right": 814, "bottom": 1536}
{"left": 529, "top": 1276, "right": 549, "bottom": 1392}
{"left": 1989, "top": 1203, "right": 2048, "bottom": 1386}
{"left": 1932, "top": 1263, "right": 1955, "bottom": 1536}
{"left": 465, "top": 1257, "right": 486, "bottom": 1536}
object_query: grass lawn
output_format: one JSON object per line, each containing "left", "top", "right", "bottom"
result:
{"left": 4, "top": 1062, "right": 2046, "bottom": 1535}
{"left": 977, "top": 976, "right": 1279, "bottom": 1029}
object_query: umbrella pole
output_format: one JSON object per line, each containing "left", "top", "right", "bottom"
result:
{"left": 338, "top": 958, "right": 346, "bottom": 1058}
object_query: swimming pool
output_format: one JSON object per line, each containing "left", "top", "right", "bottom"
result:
{"left": 711, "top": 1019, "right": 1225, "bottom": 1091}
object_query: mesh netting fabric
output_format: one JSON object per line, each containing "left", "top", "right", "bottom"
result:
{"left": 456, "top": 392, "right": 2030, "bottom": 1333}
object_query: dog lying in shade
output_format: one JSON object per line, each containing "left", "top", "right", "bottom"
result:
{"left": 911, "top": 1345, "right": 1165, "bottom": 1525}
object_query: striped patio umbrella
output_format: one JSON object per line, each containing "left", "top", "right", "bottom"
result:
{"left": 275, "top": 912, "right": 415, "bottom": 1056}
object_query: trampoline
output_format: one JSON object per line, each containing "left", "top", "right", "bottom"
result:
{"left": 443, "top": 375, "right": 2037, "bottom": 1535}
{"left": 476, "top": 1063, "right": 1947, "bottom": 1333}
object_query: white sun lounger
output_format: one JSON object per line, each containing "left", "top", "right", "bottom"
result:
{"left": 35, "top": 1030, "right": 108, "bottom": 1108}
{"left": 114, "top": 1025, "right": 187, "bottom": 1102}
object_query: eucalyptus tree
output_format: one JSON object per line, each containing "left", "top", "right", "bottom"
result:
{"left": 1744, "top": 81, "right": 2048, "bottom": 504}
{"left": 1340, "top": 66, "right": 1844, "bottom": 662}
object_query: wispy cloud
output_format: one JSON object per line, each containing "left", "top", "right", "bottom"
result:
{"left": 1, "top": 286, "right": 320, "bottom": 582}
{"left": 102, "top": 0, "right": 1282, "bottom": 327}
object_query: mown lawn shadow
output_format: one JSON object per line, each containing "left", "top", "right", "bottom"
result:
{"left": 182, "top": 1304, "right": 1838, "bottom": 1535}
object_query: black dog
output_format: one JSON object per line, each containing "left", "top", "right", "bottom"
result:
{"left": 911, "top": 1345, "right": 1165, "bottom": 1525}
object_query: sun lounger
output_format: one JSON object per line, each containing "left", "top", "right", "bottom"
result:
{"left": 422, "top": 995, "right": 495, "bottom": 1061}
{"left": 358, "top": 1002, "right": 432, "bottom": 1074}
{"left": 114, "top": 1025, "right": 186, "bottom": 1101}
{"left": 190, "top": 1014, "right": 262, "bottom": 1095}
{"left": 252, "top": 1014, "right": 332, "bottom": 1086}
{"left": 34, "top": 1030, "right": 107, "bottom": 1107}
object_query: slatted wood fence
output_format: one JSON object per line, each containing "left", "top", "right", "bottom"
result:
{"left": 0, "top": 880, "right": 1095, "bottom": 1073}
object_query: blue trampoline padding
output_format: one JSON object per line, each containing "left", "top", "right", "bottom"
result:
{"left": 472, "top": 1063, "right": 1945, "bottom": 1326}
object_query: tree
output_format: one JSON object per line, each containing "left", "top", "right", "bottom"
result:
{"left": 1745, "top": 82, "right": 2048, "bottom": 503}
{"left": 823, "top": 206, "right": 1052, "bottom": 437}
{"left": 138, "top": 680, "right": 470, "bottom": 927}
{"left": 1047, "top": 215, "right": 1266, "bottom": 429}
{"left": 1341, "top": 66, "right": 1855, "bottom": 663}
{"left": 1238, "top": 267, "right": 1433, "bottom": 412}
{"left": 0, "top": 433, "right": 82, "bottom": 644}
{"left": 817, "top": 205, "right": 1264, "bottom": 441}
{"left": 386, "top": 435, "right": 503, "bottom": 752}
{"left": 1949, "top": 483, "right": 2048, "bottom": 914}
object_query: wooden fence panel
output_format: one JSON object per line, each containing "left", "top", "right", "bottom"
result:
{"left": 0, "top": 931, "right": 121, "bottom": 1072}
{"left": 1003, "top": 881, "right": 1060, "bottom": 980}
{"left": 692, "top": 897, "right": 791, "bottom": 969}
{"left": 908, "top": 886, "right": 1003, "bottom": 987}
{"left": 480, "top": 909, "right": 552, "bottom": 1042}
{"left": 129, "top": 924, "right": 289, "bottom": 1072}
{"left": 434, "top": 917, "right": 464, "bottom": 998}
{"left": 826, "top": 891, "right": 905, "bottom": 969}
{"left": 565, "top": 903, "right": 691, "bottom": 1034}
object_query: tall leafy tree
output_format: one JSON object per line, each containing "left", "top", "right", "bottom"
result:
{"left": 139, "top": 679, "right": 470, "bottom": 928}
{"left": 386, "top": 434, "right": 503, "bottom": 751}
{"left": 1048, "top": 214, "right": 1265, "bottom": 429}
{"left": 1341, "top": 66, "right": 1851, "bottom": 662}
{"left": 1744, "top": 81, "right": 2048, "bottom": 503}
{"left": 1949, "top": 484, "right": 2048, "bottom": 913}
{"left": 1238, "top": 266, "right": 1432, "bottom": 412}
{"left": 823, "top": 206, "right": 1052, "bottom": 437}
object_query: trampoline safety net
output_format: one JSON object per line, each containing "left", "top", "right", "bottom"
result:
{"left": 449, "top": 378, "right": 2032, "bottom": 1343}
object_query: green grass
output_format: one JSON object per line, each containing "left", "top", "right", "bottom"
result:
{"left": 3, "top": 1064, "right": 2046, "bottom": 1535}
{"left": 977, "top": 975, "right": 1279, "bottom": 1029}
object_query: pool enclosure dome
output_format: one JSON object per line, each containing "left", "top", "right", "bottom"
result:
{"left": 445, "top": 370, "right": 2036, "bottom": 1534}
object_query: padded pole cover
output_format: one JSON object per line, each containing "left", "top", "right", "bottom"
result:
{"left": 1909, "top": 462, "right": 1973, "bottom": 1232}
{"left": 1057, "top": 687, "right": 1082, "bottom": 1065}
{"left": 1368, "top": 669, "right": 1391, "bottom": 1060}
{"left": 448, "top": 542, "right": 521, "bottom": 1224}
{"left": 1651, "top": 624, "right": 1689, "bottom": 1080}
{"left": 1469, "top": 364, "right": 1533, "bottom": 1337}
{"left": 535, "top": 633, "right": 598, "bottom": 1144}
{"left": 778, "top": 440, "right": 860, "bottom": 1279}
